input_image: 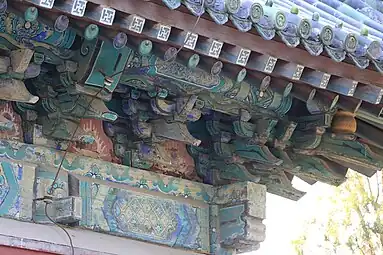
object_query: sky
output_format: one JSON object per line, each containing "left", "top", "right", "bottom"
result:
{"left": 247, "top": 178, "right": 335, "bottom": 255}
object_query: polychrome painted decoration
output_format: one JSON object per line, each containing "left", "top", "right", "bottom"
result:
{"left": 80, "top": 182, "right": 210, "bottom": 252}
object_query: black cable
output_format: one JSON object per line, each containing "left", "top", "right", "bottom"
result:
{"left": 48, "top": 84, "right": 107, "bottom": 192}
{"left": 45, "top": 202, "right": 75, "bottom": 255}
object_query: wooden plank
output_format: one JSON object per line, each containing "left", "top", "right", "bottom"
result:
{"left": 84, "top": 0, "right": 383, "bottom": 87}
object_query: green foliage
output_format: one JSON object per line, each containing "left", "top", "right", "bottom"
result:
{"left": 292, "top": 171, "right": 383, "bottom": 255}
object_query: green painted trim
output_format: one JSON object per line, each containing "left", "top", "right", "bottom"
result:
{"left": 0, "top": 139, "right": 213, "bottom": 203}
{"left": 0, "top": 162, "right": 19, "bottom": 215}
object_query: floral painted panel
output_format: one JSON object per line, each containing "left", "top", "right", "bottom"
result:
{"left": 80, "top": 182, "right": 210, "bottom": 252}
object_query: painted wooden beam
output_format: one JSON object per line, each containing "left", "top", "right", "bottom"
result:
{"left": 141, "top": 20, "right": 172, "bottom": 42}
{"left": 28, "top": 0, "right": 382, "bottom": 88}
{"left": 25, "top": 0, "right": 383, "bottom": 106}
{"left": 245, "top": 73, "right": 271, "bottom": 93}
{"left": 221, "top": 65, "right": 247, "bottom": 84}
{"left": 269, "top": 79, "right": 293, "bottom": 97}
{"left": 195, "top": 37, "right": 223, "bottom": 59}
{"left": 199, "top": 57, "right": 223, "bottom": 76}
{"left": 168, "top": 29, "right": 199, "bottom": 51}
{"left": 0, "top": 79, "right": 39, "bottom": 103}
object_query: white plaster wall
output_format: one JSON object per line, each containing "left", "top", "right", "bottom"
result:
{"left": 0, "top": 218, "right": 199, "bottom": 255}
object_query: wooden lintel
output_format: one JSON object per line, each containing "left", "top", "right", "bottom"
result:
{"left": 353, "top": 84, "right": 383, "bottom": 104}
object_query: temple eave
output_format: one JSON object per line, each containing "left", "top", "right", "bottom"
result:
{"left": 0, "top": 0, "right": 383, "bottom": 254}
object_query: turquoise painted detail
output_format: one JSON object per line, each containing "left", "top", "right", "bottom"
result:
{"left": 219, "top": 204, "right": 246, "bottom": 243}
{"left": 0, "top": 161, "right": 19, "bottom": 215}
{"left": 99, "top": 188, "right": 210, "bottom": 251}
{"left": 0, "top": 12, "right": 76, "bottom": 49}
{"left": 85, "top": 41, "right": 131, "bottom": 93}
{"left": 101, "top": 112, "right": 118, "bottom": 121}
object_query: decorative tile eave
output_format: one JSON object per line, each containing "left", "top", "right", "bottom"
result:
{"left": 27, "top": 0, "right": 383, "bottom": 82}
{"left": 18, "top": 0, "right": 383, "bottom": 96}
{"left": 159, "top": 0, "right": 383, "bottom": 71}
{"left": 158, "top": 0, "right": 383, "bottom": 77}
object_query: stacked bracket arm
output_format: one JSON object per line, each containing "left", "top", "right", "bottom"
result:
{"left": 0, "top": 1, "right": 382, "bottom": 254}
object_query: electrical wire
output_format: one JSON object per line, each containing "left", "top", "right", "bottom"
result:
{"left": 48, "top": 84, "right": 107, "bottom": 192}
{"left": 45, "top": 202, "right": 75, "bottom": 255}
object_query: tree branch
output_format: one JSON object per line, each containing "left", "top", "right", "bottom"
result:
{"left": 375, "top": 173, "right": 380, "bottom": 205}
{"left": 355, "top": 236, "right": 367, "bottom": 255}
{"left": 367, "top": 177, "right": 373, "bottom": 199}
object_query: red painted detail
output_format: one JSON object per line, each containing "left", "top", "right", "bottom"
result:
{"left": 0, "top": 102, "right": 23, "bottom": 141}
{"left": 0, "top": 246, "right": 55, "bottom": 255}
{"left": 150, "top": 140, "right": 199, "bottom": 180}
{"left": 68, "top": 118, "right": 120, "bottom": 163}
